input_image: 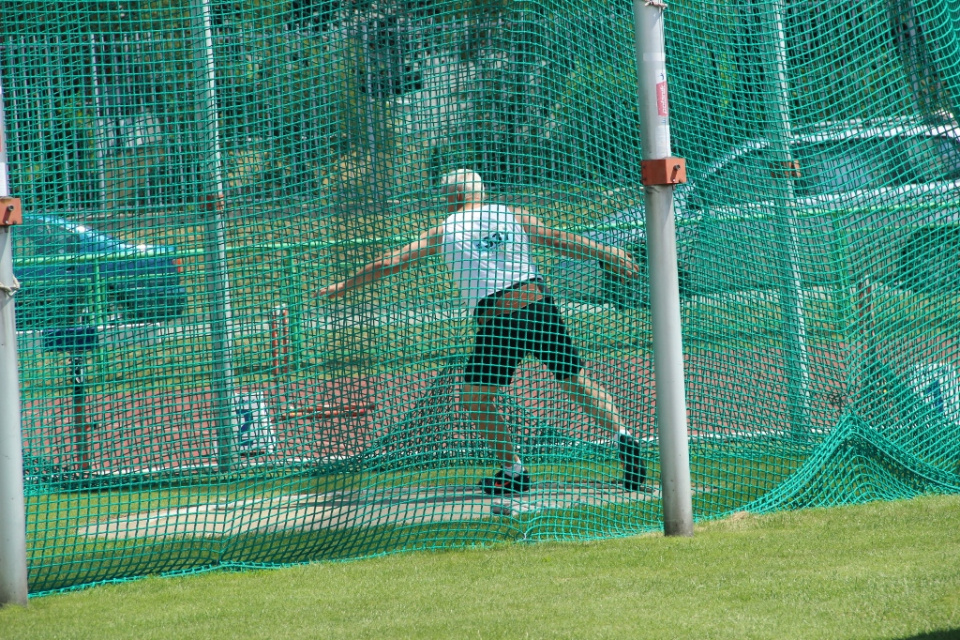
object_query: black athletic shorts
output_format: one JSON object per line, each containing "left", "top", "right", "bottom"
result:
{"left": 463, "top": 294, "right": 583, "bottom": 387}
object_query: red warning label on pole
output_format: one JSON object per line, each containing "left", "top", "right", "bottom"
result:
{"left": 656, "top": 81, "right": 669, "bottom": 117}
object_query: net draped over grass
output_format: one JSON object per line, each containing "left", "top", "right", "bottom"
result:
{"left": 2, "top": 495, "right": 959, "bottom": 640}
{"left": 2, "top": 0, "right": 960, "bottom": 594}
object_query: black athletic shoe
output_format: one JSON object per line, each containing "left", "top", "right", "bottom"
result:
{"left": 480, "top": 469, "right": 532, "bottom": 495}
{"left": 618, "top": 433, "right": 647, "bottom": 491}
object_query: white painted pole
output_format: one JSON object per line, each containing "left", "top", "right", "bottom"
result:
{"left": 631, "top": 0, "right": 694, "bottom": 536}
{"left": 0, "top": 78, "right": 29, "bottom": 606}
{"left": 189, "top": 0, "right": 240, "bottom": 471}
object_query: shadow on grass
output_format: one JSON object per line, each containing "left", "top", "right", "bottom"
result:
{"left": 896, "top": 631, "right": 960, "bottom": 639}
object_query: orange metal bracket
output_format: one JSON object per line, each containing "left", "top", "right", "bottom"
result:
{"left": 641, "top": 157, "right": 687, "bottom": 186}
{"left": 202, "top": 194, "right": 225, "bottom": 212}
{"left": 771, "top": 161, "right": 801, "bottom": 179}
{"left": 0, "top": 197, "right": 22, "bottom": 226}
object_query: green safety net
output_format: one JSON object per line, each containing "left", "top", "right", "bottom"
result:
{"left": 3, "top": 0, "right": 960, "bottom": 595}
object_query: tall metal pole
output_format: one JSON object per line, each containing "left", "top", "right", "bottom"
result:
{"left": 761, "top": 0, "right": 811, "bottom": 436}
{"left": 189, "top": 0, "right": 239, "bottom": 471}
{"left": 631, "top": 0, "right": 694, "bottom": 536}
{"left": 0, "top": 77, "right": 29, "bottom": 606}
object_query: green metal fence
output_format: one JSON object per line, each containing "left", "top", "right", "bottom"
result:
{"left": 2, "top": 0, "right": 960, "bottom": 595}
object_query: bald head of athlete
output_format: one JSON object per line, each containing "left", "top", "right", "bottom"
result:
{"left": 440, "top": 169, "right": 484, "bottom": 212}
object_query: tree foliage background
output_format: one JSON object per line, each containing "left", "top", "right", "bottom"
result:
{"left": 2, "top": 0, "right": 957, "bottom": 214}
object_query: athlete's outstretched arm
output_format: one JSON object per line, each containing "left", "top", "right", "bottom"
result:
{"left": 515, "top": 210, "right": 640, "bottom": 280}
{"left": 318, "top": 226, "right": 443, "bottom": 299}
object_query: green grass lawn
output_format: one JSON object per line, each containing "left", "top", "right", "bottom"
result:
{"left": 3, "top": 494, "right": 959, "bottom": 640}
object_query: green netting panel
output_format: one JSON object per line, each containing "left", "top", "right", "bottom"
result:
{"left": 2, "top": 0, "right": 960, "bottom": 595}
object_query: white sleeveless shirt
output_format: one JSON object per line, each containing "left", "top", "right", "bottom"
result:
{"left": 441, "top": 204, "right": 540, "bottom": 312}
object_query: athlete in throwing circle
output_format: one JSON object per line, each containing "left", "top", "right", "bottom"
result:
{"left": 318, "top": 169, "right": 647, "bottom": 494}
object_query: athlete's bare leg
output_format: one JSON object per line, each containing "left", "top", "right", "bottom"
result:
{"left": 560, "top": 372, "right": 646, "bottom": 489}
{"left": 461, "top": 383, "right": 520, "bottom": 466}
{"left": 558, "top": 373, "right": 625, "bottom": 435}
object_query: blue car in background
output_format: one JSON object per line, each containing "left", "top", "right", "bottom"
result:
{"left": 12, "top": 215, "right": 187, "bottom": 329}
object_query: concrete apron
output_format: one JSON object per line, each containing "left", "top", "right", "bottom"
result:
{"left": 77, "top": 482, "right": 683, "bottom": 540}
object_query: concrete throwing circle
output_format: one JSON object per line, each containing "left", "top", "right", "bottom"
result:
{"left": 78, "top": 481, "right": 665, "bottom": 540}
